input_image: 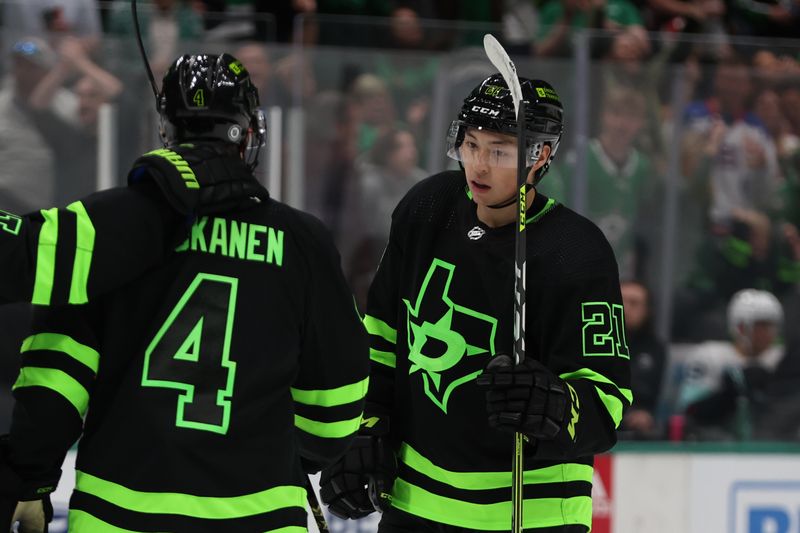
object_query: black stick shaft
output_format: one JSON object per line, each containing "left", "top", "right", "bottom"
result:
{"left": 305, "top": 476, "right": 329, "bottom": 531}
{"left": 511, "top": 100, "right": 528, "bottom": 533}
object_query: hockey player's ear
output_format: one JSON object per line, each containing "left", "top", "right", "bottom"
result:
{"left": 532, "top": 144, "right": 551, "bottom": 172}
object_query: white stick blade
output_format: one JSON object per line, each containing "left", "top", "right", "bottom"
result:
{"left": 482, "top": 34, "right": 523, "bottom": 117}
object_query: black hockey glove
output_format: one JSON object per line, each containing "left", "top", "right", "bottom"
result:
{"left": 476, "top": 354, "right": 572, "bottom": 441}
{"left": 319, "top": 412, "right": 396, "bottom": 520}
{"left": 0, "top": 437, "right": 57, "bottom": 533}
{"left": 128, "top": 143, "right": 268, "bottom": 215}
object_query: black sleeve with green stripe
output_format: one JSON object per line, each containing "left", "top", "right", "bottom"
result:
{"left": 531, "top": 246, "right": 633, "bottom": 460}
{"left": 7, "top": 304, "right": 101, "bottom": 483}
{"left": 0, "top": 183, "right": 181, "bottom": 306}
{"left": 292, "top": 216, "right": 370, "bottom": 473}
{"left": 363, "top": 229, "right": 404, "bottom": 422}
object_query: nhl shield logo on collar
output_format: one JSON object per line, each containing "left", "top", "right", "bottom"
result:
{"left": 467, "top": 226, "right": 485, "bottom": 240}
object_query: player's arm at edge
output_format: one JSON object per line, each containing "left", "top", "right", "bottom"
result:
{"left": 0, "top": 182, "right": 183, "bottom": 307}
{"left": 290, "top": 212, "right": 370, "bottom": 473}
{"left": 533, "top": 248, "right": 633, "bottom": 460}
{"left": 1, "top": 303, "right": 100, "bottom": 530}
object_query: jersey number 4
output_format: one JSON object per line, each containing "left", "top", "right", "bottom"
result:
{"left": 581, "top": 302, "right": 630, "bottom": 358}
{"left": 142, "top": 273, "right": 238, "bottom": 434}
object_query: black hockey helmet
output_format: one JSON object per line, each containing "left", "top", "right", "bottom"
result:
{"left": 446, "top": 74, "right": 564, "bottom": 180}
{"left": 159, "top": 53, "right": 266, "bottom": 152}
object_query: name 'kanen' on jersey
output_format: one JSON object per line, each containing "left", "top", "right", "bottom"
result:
{"left": 176, "top": 216, "right": 284, "bottom": 266}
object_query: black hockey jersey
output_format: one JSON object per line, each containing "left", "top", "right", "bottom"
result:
{"left": 365, "top": 171, "right": 631, "bottom": 531}
{"left": 0, "top": 182, "right": 183, "bottom": 305}
{"left": 9, "top": 192, "right": 370, "bottom": 531}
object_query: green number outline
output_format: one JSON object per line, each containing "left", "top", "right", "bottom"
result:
{"left": 141, "top": 273, "right": 238, "bottom": 434}
{"left": 611, "top": 303, "right": 630, "bottom": 359}
{"left": 581, "top": 302, "right": 615, "bottom": 356}
{"left": 192, "top": 89, "right": 205, "bottom": 107}
{"left": 0, "top": 210, "right": 22, "bottom": 236}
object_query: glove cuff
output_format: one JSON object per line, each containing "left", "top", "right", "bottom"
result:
{"left": 0, "top": 436, "right": 59, "bottom": 501}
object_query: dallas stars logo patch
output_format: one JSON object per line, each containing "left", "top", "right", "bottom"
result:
{"left": 403, "top": 259, "right": 498, "bottom": 413}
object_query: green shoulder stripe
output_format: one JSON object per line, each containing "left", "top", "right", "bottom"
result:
{"left": 66, "top": 201, "right": 95, "bottom": 305}
{"left": 32, "top": 207, "right": 59, "bottom": 305}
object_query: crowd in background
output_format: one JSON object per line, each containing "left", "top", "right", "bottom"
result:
{"left": 1, "top": 0, "right": 800, "bottom": 443}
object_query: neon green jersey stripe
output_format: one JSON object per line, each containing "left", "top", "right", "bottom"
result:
{"left": 370, "top": 348, "right": 396, "bottom": 368}
{"left": 399, "top": 443, "right": 592, "bottom": 490}
{"left": 32, "top": 207, "right": 59, "bottom": 305}
{"left": 560, "top": 367, "right": 633, "bottom": 405}
{"left": 21, "top": 333, "right": 99, "bottom": 373}
{"left": 66, "top": 201, "right": 95, "bottom": 304}
{"left": 76, "top": 471, "right": 306, "bottom": 519}
{"left": 69, "top": 509, "right": 307, "bottom": 533}
{"left": 363, "top": 315, "right": 397, "bottom": 344}
{"left": 291, "top": 376, "right": 368, "bottom": 407}
{"left": 526, "top": 198, "right": 556, "bottom": 224}
{"left": 391, "top": 478, "right": 592, "bottom": 530}
{"left": 13, "top": 367, "right": 89, "bottom": 416}
{"left": 595, "top": 385, "right": 624, "bottom": 428}
{"left": 69, "top": 510, "right": 140, "bottom": 532}
{"left": 294, "top": 413, "right": 361, "bottom": 439}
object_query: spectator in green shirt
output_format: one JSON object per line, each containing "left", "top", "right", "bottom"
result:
{"left": 536, "top": 0, "right": 645, "bottom": 58}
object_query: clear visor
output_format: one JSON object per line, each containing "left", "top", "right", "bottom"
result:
{"left": 445, "top": 121, "right": 541, "bottom": 169}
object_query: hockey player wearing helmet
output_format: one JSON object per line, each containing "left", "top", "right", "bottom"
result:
{"left": 2, "top": 53, "right": 369, "bottom": 532}
{"left": 320, "top": 74, "right": 631, "bottom": 532}
{"left": 678, "top": 289, "right": 785, "bottom": 441}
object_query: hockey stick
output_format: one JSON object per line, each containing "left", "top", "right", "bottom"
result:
{"left": 305, "top": 475, "right": 329, "bottom": 531}
{"left": 483, "top": 33, "right": 527, "bottom": 533}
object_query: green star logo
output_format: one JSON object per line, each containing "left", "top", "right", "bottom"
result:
{"left": 403, "top": 259, "right": 497, "bottom": 413}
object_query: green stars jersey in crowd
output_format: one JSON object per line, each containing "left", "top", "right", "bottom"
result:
{"left": 364, "top": 171, "right": 632, "bottom": 531}
{"left": 7, "top": 190, "right": 370, "bottom": 531}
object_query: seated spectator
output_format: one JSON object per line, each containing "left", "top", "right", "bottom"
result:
{"left": 3, "top": 0, "right": 101, "bottom": 50}
{"left": 677, "top": 289, "right": 785, "bottom": 441}
{"left": 349, "top": 73, "right": 398, "bottom": 156}
{"left": 0, "top": 37, "right": 56, "bottom": 213}
{"left": 619, "top": 280, "right": 667, "bottom": 440}
{"left": 727, "top": 0, "right": 800, "bottom": 38}
{"left": 20, "top": 35, "right": 124, "bottom": 204}
{"left": 357, "top": 127, "right": 426, "bottom": 242}
{"left": 107, "top": 0, "right": 204, "bottom": 79}
{"left": 681, "top": 55, "right": 781, "bottom": 228}
{"left": 543, "top": 83, "right": 653, "bottom": 279}
{"left": 754, "top": 86, "right": 800, "bottom": 184}
{"left": 341, "top": 127, "right": 427, "bottom": 304}
{"left": 674, "top": 207, "right": 800, "bottom": 340}
{"left": 535, "top": 0, "right": 646, "bottom": 59}
{"left": 673, "top": 56, "right": 791, "bottom": 341}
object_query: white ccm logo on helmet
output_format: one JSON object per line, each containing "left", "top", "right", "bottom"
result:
{"left": 471, "top": 106, "right": 500, "bottom": 117}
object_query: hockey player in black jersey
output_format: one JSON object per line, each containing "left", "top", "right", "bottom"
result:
{"left": 320, "top": 74, "right": 632, "bottom": 532}
{"left": 1, "top": 53, "right": 370, "bottom": 532}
